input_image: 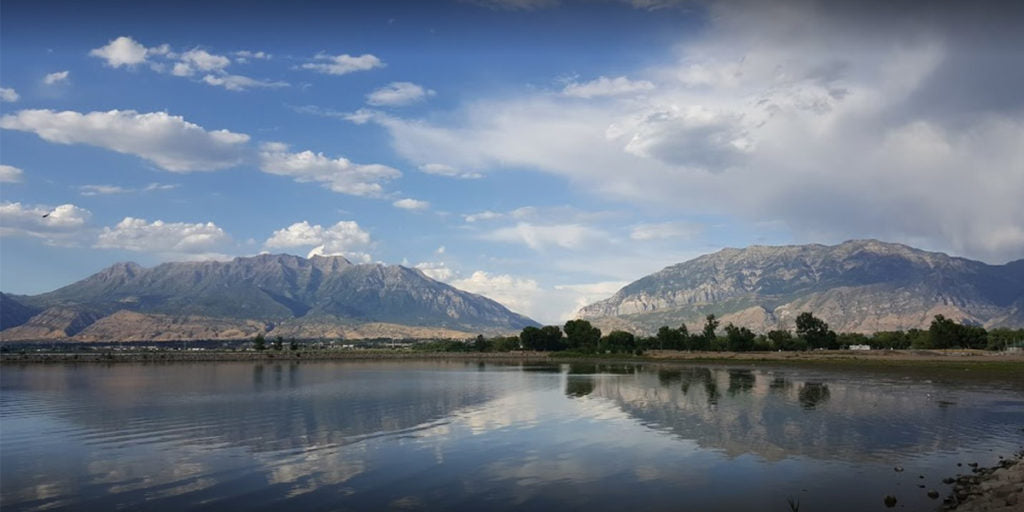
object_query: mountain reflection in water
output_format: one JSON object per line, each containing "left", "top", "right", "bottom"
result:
{"left": 2, "top": 361, "right": 1022, "bottom": 512}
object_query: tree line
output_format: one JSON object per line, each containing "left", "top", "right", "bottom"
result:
{"left": 419, "top": 313, "right": 1024, "bottom": 354}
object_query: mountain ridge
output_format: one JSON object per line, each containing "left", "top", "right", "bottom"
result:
{"left": 0, "top": 253, "right": 538, "bottom": 341}
{"left": 577, "top": 239, "right": 1024, "bottom": 335}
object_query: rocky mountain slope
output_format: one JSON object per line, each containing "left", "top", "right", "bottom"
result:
{"left": 0, "top": 254, "right": 537, "bottom": 342}
{"left": 577, "top": 240, "right": 1024, "bottom": 335}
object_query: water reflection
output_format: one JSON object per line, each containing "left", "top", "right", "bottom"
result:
{"left": 798, "top": 381, "right": 831, "bottom": 409}
{"left": 1, "top": 361, "right": 1022, "bottom": 512}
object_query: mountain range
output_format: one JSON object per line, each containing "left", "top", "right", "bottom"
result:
{"left": 577, "top": 240, "right": 1024, "bottom": 335}
{"left": 0, "top": 254, "right": 537, "bottom": 342}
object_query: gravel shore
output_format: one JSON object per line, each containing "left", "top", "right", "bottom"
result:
{"left": 943, "top": 453, "right": 1023, "bottom": 511}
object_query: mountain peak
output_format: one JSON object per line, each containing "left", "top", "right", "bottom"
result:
{"left": 579, "top": 240, "right": 1024, "bottom": 334}
{"left": 2, "top": 253, "right": 538, "bottom": 341}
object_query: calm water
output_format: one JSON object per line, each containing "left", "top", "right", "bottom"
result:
{"left": 2, "top": 361, "right": 1023, "bottom": 511}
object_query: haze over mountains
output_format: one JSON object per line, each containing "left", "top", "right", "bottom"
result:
{"left": 0, "top": 254, "right": 537, "bottom": 342}
{"left": 578, "top": 240, "right": 1024, "bottom": 335}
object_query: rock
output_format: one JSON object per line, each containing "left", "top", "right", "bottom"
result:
{"left": 927, "top": 490, "right": 939, "bottom": 499}
{"left": 894, "top": 466, "right": 905, "bottom": 472}
{"left": 883, "top": 495, "right": 898, "bottom": 508}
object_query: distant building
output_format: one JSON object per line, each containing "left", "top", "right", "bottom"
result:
{"left": 849, "top": 344, "right": 871, "bottom": 351}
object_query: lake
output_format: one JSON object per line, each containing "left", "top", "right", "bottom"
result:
{"left": 2, "top": 360, "right": 1022, "bottom": 511}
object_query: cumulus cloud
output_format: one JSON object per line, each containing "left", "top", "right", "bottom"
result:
{"left": 264, "top": 220, "right": 372, "bottom": 261}
{"left": 301, "top": 53, "right": 384, "bottom": 75}
{"left": 0, "top": 202, "right": 91, "bottom": 245}
{"left": 393, "top": 198, "right": 430, "bottom": 211}
{"left": 483, "top": 222, "right": 607, "bottom": 251}
{"left": 451, "top": 271, "right": 540, "bottom": 315}
{"left": 180, "top": 49, "right": 230, "bottom": 72}
{"left": 418, "top": 163, "right": 482, "bottom": 179}
{"left": 89, "top": 36, "right": 150, "bottom": 67}
{"left": 0, "top": 164, "right": 24, "bottom": 183}
{"left": 0, "top": 109, "right": 250, "bottom": 172}
{"left": 364, "top": 0, "right": 1024, "bottom": 262}
{"left": 95, "top": 217, "right": 231, "bottom": 260}
{"left": 258, "top": 142, "right": 400, "bottom": 196}
{"left": 43, "top": 71, "right": 70, "bottom": 85}
{"left": 0, "top": 87, "right": 18, "bottom": 102}
{"left": 367, "top": 82, "right": 435, "bottom": 106}
{"left": 562, "top": 75, "right": 655, "bottom": 98}
{"left": 414, "top": 261, "right": 455, "bottom": 281}
{"left": 91, "top": 36, "right": 287, "bottom": 91}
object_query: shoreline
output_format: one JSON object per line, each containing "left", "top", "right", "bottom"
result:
{"left": 943, "top": 452, "right": 1023, "bottom": 511}
{"left": 3, "top": 348, "right": 1023, "bottom": 373}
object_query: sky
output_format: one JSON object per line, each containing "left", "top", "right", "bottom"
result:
{"left": 1, "top": 0, "right": 1022, "bottom": 324}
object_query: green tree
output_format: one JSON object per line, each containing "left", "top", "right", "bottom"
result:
{"left": 564, "top": 319, "right": 602, "bottom": 352}
{"left": 692, "top": 314, "right": 718, "bottom": 351}
{"left": 289, "top": 338, "right": 299, "bottom": 351}
{"left": 600, "top": 330, "right": 636, "bottom": 353}
{"left": 253, "top": 333, "right": 266, "bottom": 351}
{"left": 491, "top": 336, "right": 521, "bottom": 352}
{"left": 473, "top": 334, "right": 491, "bottom": 352}
{"left": 795, "top": 312, "right": 837, "bottom": 349}
{"left": 520, "top": 325, "right": 564, "bottom": 351}
{"left": 724, "top": 323, "right": 756, "bottom": 352}
{"left": 768, "top": 329, "right": 803, "bottom": 351}
{"left": 656, "top": 325, "right": 684, "bottom": 350}
{"left": 273, "top": 335, "right": 284, "bottom": 351}
{"left": 928, "top": 314, "right": 959, "bottom": 349}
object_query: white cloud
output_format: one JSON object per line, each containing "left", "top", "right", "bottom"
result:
{"left": 393, "top": 198, "right": 430, "bottom": 211}
{"left": 364, "top": 1, "right": 1024, "bottom": 262}
{"left": 629, "top": 221, "right": 702, "bottom": 241}
{"left": 0, "top": 202, "right": 91, "bottom": 244}
{"left": 79, "top": 184, "right": 130, "bottom": 196}
{"left": 201, "top": 74, "right": 288, "bottom": 91}
{"left": 463, "top": 210, "right": 504, "bottom": 223}
{"left": 95, "top": 217, "right": 230, "bottom": 260}
{"left": 264, "top": 220, "right": 372, "bottom": 262}
{"left": 554, "top": 280, "right": 630, "bottom": 320}
{"left": 419, "top": 163, "right": 482, "bottom": 179}
{"left": 0, "top": 109, "right": 250, "bottom": 172}
{"left": 451, "top": 271, "right": 540, "bottom": 315}
{"left": 258, "top": 142, "right": 400, "bottom": 197}
{"left": 171, "top": 62, "right": 194, "bottom": 77}
{"left": 90, "top": 36, "right": 286, "bottom": 92}
{"left": 301, "top": 53, "right": 384, "bottom": 75}
{"left": 89, "top": 36, "right": 150, "bottom": 68}
{"left": 0, "top": 164, "right": 24, "bottom": 183}
{"left": 143, "top": 182, "right": 178, "bottom": 192}
{"left": 180, "top": 49, "right": 230, "bottom": 72}
{"left": 414, "top": 261, "right": 454, "bottom": 281}
{"left": 367, "top": 82, "right": 435, "bottom": 106}
{"left": 0, "top": 87, "right": 18, "bottom": 102}
{"left": 482, "top": 222, "right": 607, "bottom": 251}
{"left": 234, "top": 50, "right": 271, "bottom": 61}
{"left": 562, "top": 75, "right": 655, "bottom": 98}
{"left": 43, "top": 71, "right": 70, "bottom": 85}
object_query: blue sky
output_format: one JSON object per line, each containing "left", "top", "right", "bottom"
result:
{"left": 2, "top": 0, "right": 1022, "bottom": 324}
